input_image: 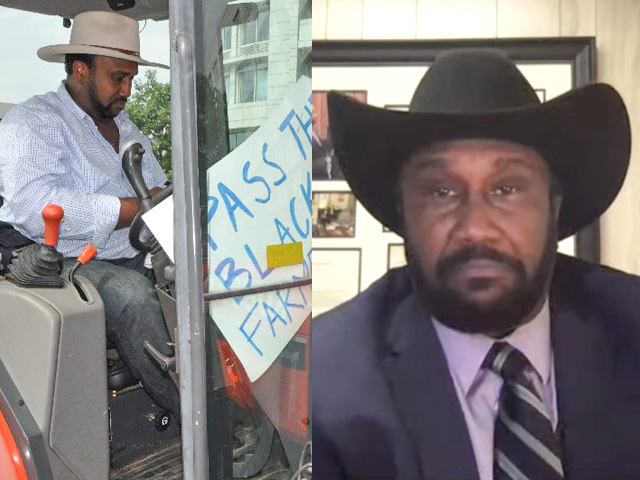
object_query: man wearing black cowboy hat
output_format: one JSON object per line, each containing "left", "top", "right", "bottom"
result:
{"left": 313, "top": 49, "right": 640, "bottom": 480}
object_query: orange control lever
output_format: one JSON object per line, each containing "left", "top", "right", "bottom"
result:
{"left": 77, "top": 243, "right": 98, "bottom": 265}
{"left": 42, "top": 205, "right": 64, "bottom": 247}
{"left": 68, "top": 243, "right": 98, "bottom": 286}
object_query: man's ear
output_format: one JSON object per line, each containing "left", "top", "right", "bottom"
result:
{"left": 72, "top": 60, "right": 91, "bottom": 83}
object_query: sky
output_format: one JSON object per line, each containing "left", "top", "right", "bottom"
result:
{"left": 0, "top": 6, "right": 171, "bottom": 105}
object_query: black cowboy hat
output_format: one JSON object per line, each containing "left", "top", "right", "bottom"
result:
{"left": 327, "top": 49, "right": 631, "bottom": 240}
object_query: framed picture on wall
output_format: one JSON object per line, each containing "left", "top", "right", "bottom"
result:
{"left": 312, "top": 191, "right": 358, "bottom": 238}
{"left": 535, "top": 88, "right": 547, "bottom": 102}
{"left": 385, "top": 104, "right": 409, "bottom": 111}
{"left": 312, "top": 248, "right": 362, "bottom": 315}
{"left": 312, "top": 90, "right": 367, "bottom": 181}
{"left": 387, "top": 243, "right": 407, "bottom": 270}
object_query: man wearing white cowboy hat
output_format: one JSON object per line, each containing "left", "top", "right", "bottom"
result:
{"left": 0, "top": 11, "right": 179, "bottom": 416}
{"left": 313, "top": 49, "right": 640, "bottom": 479}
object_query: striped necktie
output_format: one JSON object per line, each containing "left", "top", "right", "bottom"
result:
{"left": 484, "top": 342, "right": 564, "bottom": 480}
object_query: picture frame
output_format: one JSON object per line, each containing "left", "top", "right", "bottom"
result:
{"left": 312, "top": 191, "right": 358, "bottom": 238}
{"left": 312, "top": 248, "right": 362, "bottom": 315}
{"left": 384, "top": 104, "right": 409, "bottom": 111}
{"left": 534, "top": 88, "right": 547, "bottom": 102}
{"left": 312, "top": 90, "right": 367, "bottom": 181}
{"left": 387, "top": 243, "right": 407, "bottom": 270}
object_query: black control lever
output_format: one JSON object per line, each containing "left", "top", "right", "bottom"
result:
{"left": 120, "top": 141, "right": 174, "bottom": 289}
{"left": 121, "top": 140, "right": 162, "bottom": 253}
{"left": 121, "top": 140, "right": 154, "bottom": 213}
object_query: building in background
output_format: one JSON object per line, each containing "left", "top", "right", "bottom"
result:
{"left": 220, "top": 0, "right": 311, "bottom": 150}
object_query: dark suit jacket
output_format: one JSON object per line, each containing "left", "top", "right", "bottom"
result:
{"left": 313, "top": 254, "right": 640, "bottom": 479}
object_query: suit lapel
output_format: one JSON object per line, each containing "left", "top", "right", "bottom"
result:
{"left": 551, "top": 297, "right": 611, "bottom": 478}
{"left": 551, "top": 284, "right": 640, "bottom": 479}
{"left": 376, "top": 256, "right": 640, "bottom": 479}
{"left": 381, "top": 294, "right": 478, "bottom": 480}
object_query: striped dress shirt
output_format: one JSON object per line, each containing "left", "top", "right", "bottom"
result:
{"left": 0, "top": 81, "right": 167, "bottom": 259}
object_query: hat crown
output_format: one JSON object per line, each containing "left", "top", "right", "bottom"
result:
{"left": 37, "top": 10, "right": 167, "bottom": 68}
{"left": 69, "top": 11, "right": 140, "bottom": 54}
{"left": 410, "top": 50, "right": 541, "bottom": 114}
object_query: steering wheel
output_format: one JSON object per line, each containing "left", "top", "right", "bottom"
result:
{"left": 128, "top": 184, "right": 173, "bottom": 253}
{"left": 121, "top": 140, "right": 173, "bottom": 254}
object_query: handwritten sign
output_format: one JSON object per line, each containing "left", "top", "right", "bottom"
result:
{"left": 206, "top": 76, "right": 312, "bottom": 381}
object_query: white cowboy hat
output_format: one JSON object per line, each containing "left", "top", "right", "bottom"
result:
{"left": 37, "top": 10, "right": 168, "bottom": 69}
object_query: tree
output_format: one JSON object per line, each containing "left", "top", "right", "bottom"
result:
{"left": 126, "top": 70, "right": 172, "bottom": 180}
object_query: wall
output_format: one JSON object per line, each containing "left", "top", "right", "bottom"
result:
{"left": 312, "top": 0, "right": 640, "bottom": 275}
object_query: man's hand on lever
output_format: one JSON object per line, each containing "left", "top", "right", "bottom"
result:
{"left": 116, "top": 186, "right": 163, "bottom": 230}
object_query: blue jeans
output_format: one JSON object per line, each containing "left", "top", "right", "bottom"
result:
{"left": 62, "top": 254, "right": 180, "bottom": 415}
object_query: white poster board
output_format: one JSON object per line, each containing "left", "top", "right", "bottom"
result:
{"left": 143, "top": 77, "right": 312, "bottom": 382}
{"left": 205, "top": 76, "right": 312, "bottom": 381}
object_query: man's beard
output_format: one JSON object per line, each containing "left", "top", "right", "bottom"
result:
{"left": 88, "top": 78, "right": 125, "bottom": 120}
{"left": 407, "top": 219, "right": 557, "bottom": 338}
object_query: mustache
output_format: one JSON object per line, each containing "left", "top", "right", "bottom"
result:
{"left": 436, "top": 244, "right": 523, "bottom": 278}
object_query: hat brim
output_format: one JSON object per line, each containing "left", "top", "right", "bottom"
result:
{"left": 328, "top": 84, "right": 630, "bottom": 240}
{"left": 37, "top": 44, "right": 169, "bottom": 69}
